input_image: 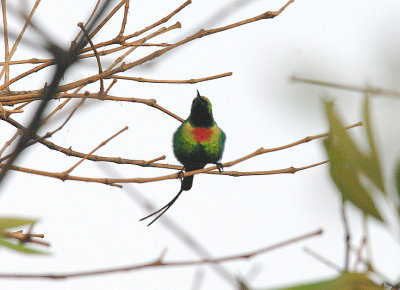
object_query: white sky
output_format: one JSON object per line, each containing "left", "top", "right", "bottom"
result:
{"left": 0, "top": 0, "right": 400, "bottom": 289}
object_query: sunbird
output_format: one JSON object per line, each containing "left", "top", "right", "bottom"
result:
{"left": 141, "top": 90, "right": 226, "bottom": 225}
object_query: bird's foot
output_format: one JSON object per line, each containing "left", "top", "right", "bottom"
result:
{"left": 216, "top": 162, "right": 224, "bottom": 173}
{"left": 177, "top": 167, "right": 185, "bottom": 182}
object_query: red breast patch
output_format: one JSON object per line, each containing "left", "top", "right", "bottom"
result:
{"left": 192, "top": 127, "right": 212, "bottom": 142}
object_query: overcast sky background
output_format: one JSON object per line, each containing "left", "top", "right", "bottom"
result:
{"left": 1, "top": 0, "right": 400, "bottom": 289}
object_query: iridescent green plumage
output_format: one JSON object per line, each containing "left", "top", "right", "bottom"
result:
{"left": 173, "top": 93, "right": 225, "bottom": 190}
{"left": 140, "top": 91, "right": 226, "bottom": 225}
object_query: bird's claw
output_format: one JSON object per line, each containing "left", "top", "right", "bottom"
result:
{"left": 216, "top": 162, "right": 224, "bottom": 173}
{"left": 177, "top": 167, "right": 185, "bottom": 182}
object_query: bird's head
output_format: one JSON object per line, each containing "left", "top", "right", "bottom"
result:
{"left": 189, "top": 90, "right": 214, "bottom": 127}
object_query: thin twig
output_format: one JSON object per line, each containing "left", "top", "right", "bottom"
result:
{"left": 209, "top": 160, "right": 328, "bottom": 176}
{"left": 349, "top": 243, "right": 391, "bottom": 283}
{"left": 105, "top": 79, "right": 117, "bottom": 94}
{"left": 41, "top": 84, "right": 86, "bottom": 125}
{"left": 122, "top": 0, "right": 191, "bottom": 41}
{"left": 78, "top": 22, "right": 104, "bottom": 92}
{"left": 1, "top": 0, "right": 9, "bottom": 88}
{"left": 0, "top": 117, "right": 361, "bottom": 182}
{"left": 0, "top": 158, "right": 328, "bottom": 187}
{"left": 0, "top": 129, "right": 20, "bottom": 157}
{"left": 0, "top": 0, "right": 41, "bottom": 80}
{"left": 105, "top": 22, "right": 181, "bottom": 72}
{"left": 0, "top": 229, "right": 322, "bottom": 279}
{"left": 0, "top": 0, "right": 115, "bottom": 185}
{"left": 353, "top": 237, "right": 367, "bottom": 271}
{"left": 109, "top": 72, "right": 232, "bottom": 84}
{"left": 70, "top": 0, "right": 101, "bottom": 50}
{"left": 62, "top": 126, "right": 128, "bottom": 177}
{"left": 341, "top": 198, "right": 350, "bottom": 272}
{"left": 48, "top": 0, "right": 296, "bottom": 93}
{"left": 303, "top": 247, "right": 342, "bottom": 272}
{"left": 88, "top": 0, "right": 126, "bottom": 40}
{"left": 118, "top": 0, "right": 129, "bottom": 36}
{"left": 0, "top": 21, "right": 181, "bottom": 94}
{"left": 43, "top": 96, "right": 87, "bottom": 137}
{"left": 292, "top": 76, "right": 400, "bottom": 98}
{"left": 2, "top": 230, "right": 49, "bottom": 247}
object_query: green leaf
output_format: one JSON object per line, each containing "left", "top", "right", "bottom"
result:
{"left": 275, "top": 272, "right": 384, "bottom": 290}
{"left": 362, "top": 95, "right": 385, "bottom": 193}
{"left": 0, "top": 238, "right": 47, "bottom": 254}
{"left": 323, "top": 100, "right": 383, "bottom": 221}
{"left": 0, "top": 218, "right": 36, "bottom": 231}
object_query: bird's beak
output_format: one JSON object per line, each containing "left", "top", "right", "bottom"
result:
{"left": 196, "top": 89, "right": 201, "bottom": 98}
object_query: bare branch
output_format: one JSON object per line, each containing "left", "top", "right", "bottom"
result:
{"left": 292, "top": 76, "right": 400, "bottom": 98}
{"left": 0, "top": 229, "right": 322, "bottom": 279}
{"left": 0, "top": 129, "right": 20, "bottom": 156}
{"left": 303, "top": 247, "right": 342, "bottom": 272}
{"left": 0, "top": 0, "right": 41, "bottom": 80}
{"left": 1, "top": 0, "right": 10, "bottom": 88}
{"left": 78, "top": 22, "right": 104, "bottom": 92}
{"left": 62, "top": 126, "right": 128, "bottom": 176}
{"left": 122, "top": 0, "right": 191, "bottom": 40}
{"left": 110, "top": 72, "right": 232, "bottom": 84}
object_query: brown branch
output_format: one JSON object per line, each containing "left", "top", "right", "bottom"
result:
{"left": 41, "top": 84, "right": 86, "bottom": 125}
{"left": 2, "top": 230, "right": 49, "bottom": 247}
{"left": 122, "top": 0, "right": 191, "bottom": 41}
{"left": 105, "top": 22, "right": 182, "bottom": 72}
{"left": 109, "top": 72, "right": 232, "bottom": 84}
{"left": 0, "top": 129, "right": 20, "bottom": 157}
{"left": 1, "top": 0, "right": 9, "bottom": 88}
{"left": 70, "top": 0, "right": 101, "bottom": 50}
{"left": 292, "top": 76, "right": 400, "bottom": 98}
{"left": 105, "top": 79, "right": 117, "bottom": 94}
{"left": 0, "top": 61, "right": 52, "bottom": 92}
{"left": 78, "top": 22, "right": 104, "bottom": 92}
{"left": 0, "top": 21, "right": 181, "bottom": 93}
{"left": 42, "top": 96, "right": 86, "bottom": 137}
{"left": 210, "top": 160, "right": 328, "bottom": 176}
{"left": 0, "top": 0, "right": 291, "bottom": 97}
{"left": 0, "top": 228, "right": 322, "bottom": 279}
{"left": 0, "top": 116, "right": 361, "bottom": 186}
{"left": 62, "top": 126, "right": 128, "bottom": 177}
{"left": 0, "top": 116, "right": 174, "bottom": 169}
{"left": 46, "top": 0, "right": 295, "bottom": 93}
{"left": 118, "top": 0, "right": 129, "bottom": 36}
{"left": 0, "top": 92, "right": 184, "bottom": 122}
{"left": 120, "top": 42, "right": 171, "bottom": 47}
{"left": 88, "top": 0, "right": 126, "bottom": 40}
{"left": 0, "top": 158, "right": 328, "bottom": 187}
{"left": 0, "top": 0, "right": 41, "bottom": 80}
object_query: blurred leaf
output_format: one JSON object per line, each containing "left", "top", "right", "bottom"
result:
{"left": 0, "top": 237, "right": 47, "bottom": 254}
{"left": 276, "top": 272, "right": 383, "bottom": 290}
{"left": 0, "top": 218, "right": 36, "bottom": 231}
{"left": 323, "top": 100, "right": 383, "bottom": 221}
{"left": 362, "top": 95, "right": 385, "bottom": 193}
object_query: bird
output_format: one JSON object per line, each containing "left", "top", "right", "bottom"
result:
{"left": 140, "top": 90, "right": 226, "bottom": 225}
